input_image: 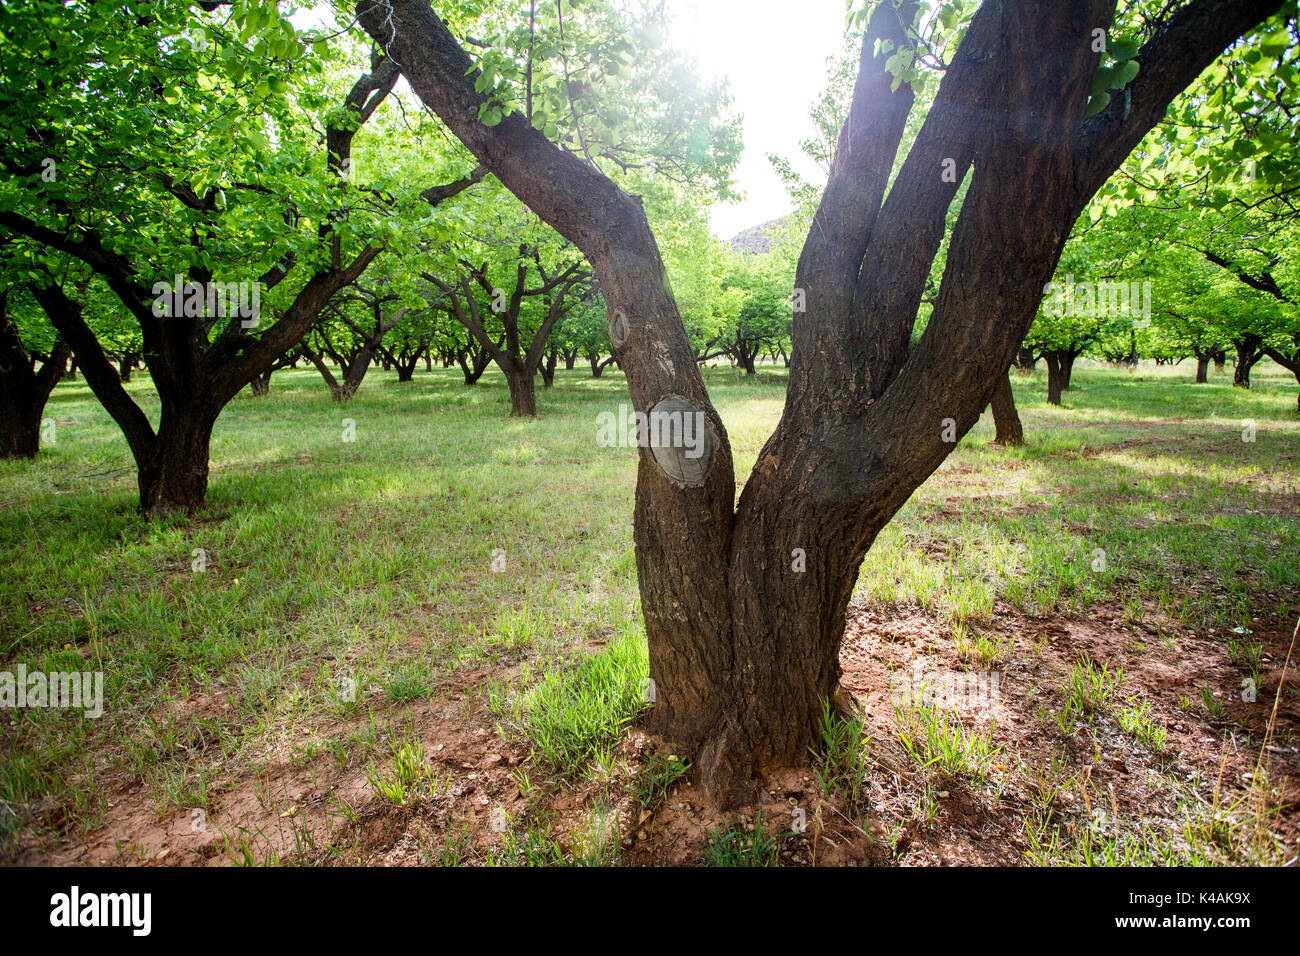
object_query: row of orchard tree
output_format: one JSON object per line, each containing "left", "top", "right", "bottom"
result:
{"left": 1, "top": 0, "right": 1294, "bottom": 803}
{"left": 0, "top": 0, "right": 753, "bottom": 507}
{"left": 3, "top": 1, "right": 1297, "bottom": 517}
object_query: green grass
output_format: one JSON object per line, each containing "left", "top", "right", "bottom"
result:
{"left": 894, "top": 698, "right": 1002, "bottom": 780}
{"left": 812, "top": 698, "right": 870, "bottom": 805}
{"left": 702, "top": 812, "right": 781, "bottom": 867}
{"left": 0, "top": 358, "right": 1297, "bottom": 858}
{"left": 488, "top": 627, "right": 648, "bottom": 777}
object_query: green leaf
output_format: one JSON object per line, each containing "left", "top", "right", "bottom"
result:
{"left": 1114, "top": 60, "right": 1140, "bottom": 89}
{"left": 1084, "top": 91, "right": 1111, "bottom": 117}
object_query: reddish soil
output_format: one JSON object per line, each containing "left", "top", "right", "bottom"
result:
{"left": 15, "top": 601, "right": 1299, "bottom": 867}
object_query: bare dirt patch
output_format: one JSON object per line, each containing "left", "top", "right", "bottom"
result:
{"left": 14, "top": 602, "right": 1298, "bottom": 866}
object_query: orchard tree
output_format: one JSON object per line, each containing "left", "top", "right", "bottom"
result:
{"left": 360, "top": 0, "right": 1293, "bottom": 805}
{"left": 302, "top": 281, "right": 411, "bottom": 401}
{"left": 424, "top": 243, "right": 588, "bottom": 416}
{"left": 0, "top": 2, "right": 481, "bottom": 512}
{"left": 0, "top": 283, "right": 69, "bottom": 458}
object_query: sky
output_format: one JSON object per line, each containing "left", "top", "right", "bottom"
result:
{"left": 292, "top": 0, "right": 849, "bottom": 241}
{"left": 665, "top": 0, "right": 849, "bottom": 238}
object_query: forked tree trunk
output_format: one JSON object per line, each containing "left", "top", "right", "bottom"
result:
{"left": 250, "top": 371, "right": 272, "bottom": 396}
{"left": 564, "top": 348, "right": 578, "bottom": 370}
{"left": 1233, "top": 335, "right": 1262, "bottom": 388}
{"left": 540, "top": 349, "right": 558, "bottom": 387}
{"left": 361, "top": 0, "right": 1284, "bottom": 807}
{"left": 0, "top": 300, "right": 70, "bottom": 459}
{"left": 459, "top": 346, "right": 491, "bottom": 385}
{"left": 395, "top": 355, "right": 419, "bottom": 381}
{"left": 1061, "top": 351, "right": 1076, "bottom": 389}
{"left": 990, "top": 371, "right": 1024, "bottom": 445}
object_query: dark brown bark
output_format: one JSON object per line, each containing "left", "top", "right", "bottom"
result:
{"left": 360, "top": 0, "right": 1285, "bottom": 807}
{"left": 138, "top": 405, "right": 216, "bottom": 514}
{"left": 1044, "top": 352, "right": 1063, "bottom": 405}
{"left": 504, "top": 363, "right": 537, "bottom": 417}
{"left": 456, "top": 335, "right": 495, "bottom": 385}
{"left": 990, "top": 371, "right": 1024, "bottom": 446}
{"left": 540, "top": 348, "right": 558, "bottom": 387}
{"left": 0, "top": 292, "right": 70, "bottom": 458}
{"left": 117, "top": 351, "right": 139, "bottom": 382}
{"left": 1194, "top": 351, "right": 1210, "bottom": 384}
{"left": 1233, "top": 335, "right": 1264, "bottom": 388}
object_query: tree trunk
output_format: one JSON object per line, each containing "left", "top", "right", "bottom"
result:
{"left": 359, "top": 0, "right": 1285, "bottom": 810}
{"left": 250, "top": 371, "right": 272, "bottom": 396}
{"left": 505, "top": 363, "right": 537, "bottom": 417}
{"left": 1061, "top": 351, "right": 1076, "bottom": 389}
{"left": 0, "top": 376, "right": 44, "bottom": 458}
{"left": 1194, "top": 352, "right": 1209, "bottom": 384}
{"left": 990, "top": 371, "right": 1024, "bottom": 445}
{"left": 564, "top": 348, "right": 578, "bottom": 370}
{"left": 137, "top": 405, "right": 215, "bottom": 515}
{"left": 0, "top": 306, "right": 69, "bottom": 458}
{"left": 589, "top": 352, "right": 606, "bottom": 377}
{"left": 540, "top": 349, "right": 557, "bottom": 387}
{"left": 1213, "top": 350, "right": 1226, "bottom": 373}
{"left": 1233, "top": 336, "right": 1262, "bottom": 388}
{"left": 458, "top": 344, "right": 492, "bottom": 385}
{"left": 1015, "top": 346, "right": 1036, "bottom": 371}
{"left": 1044, "top": 352, "right": 1063, "bottom": 405}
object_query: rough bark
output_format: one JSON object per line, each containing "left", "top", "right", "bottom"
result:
{"left": 359, "top": 0, "right": 1285, "bottom": 806}
{"left": 990, "top": 371, "right": 1024, "bottom": 446}
{"left": 0, "top": 292, "right": 71, "bottom": 458}
{"left": 1233, "top": 335, "right": 1264, "bottom": 388}
{"left": 504, "top": 363, "right": 538, "bottom": 417}
{"left": 1194, "top": 351, "right": 1210, "bottom": 384}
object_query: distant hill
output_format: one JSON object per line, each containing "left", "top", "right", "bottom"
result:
{"left": 728, "top": 214, "right": 795, "bottom": 255}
